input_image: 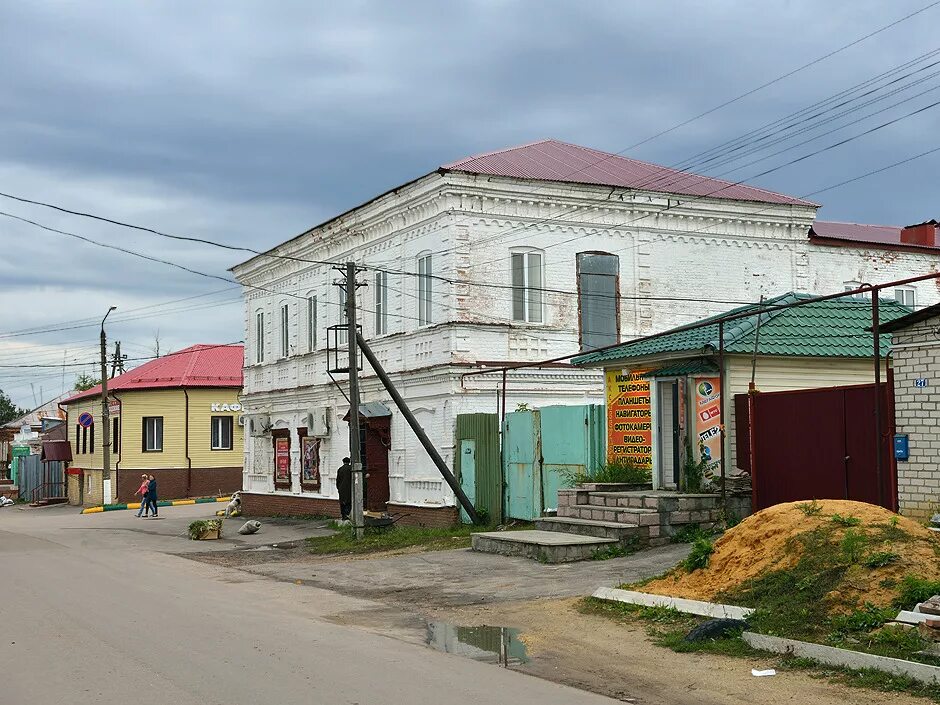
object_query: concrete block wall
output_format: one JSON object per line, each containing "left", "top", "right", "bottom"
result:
{"left": 892, "top": 317, "right": 940, "bottom": 519}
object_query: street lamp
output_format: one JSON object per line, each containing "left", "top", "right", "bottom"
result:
{"left": 100, "top": 306, "right": 116, "bottom": 505}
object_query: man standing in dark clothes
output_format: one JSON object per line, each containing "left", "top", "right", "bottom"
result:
{"left": 146, "top": 474, "right": 158, "bottom": 518}
{"left": 336, "top": 457, "right": 352, "bottom": 521}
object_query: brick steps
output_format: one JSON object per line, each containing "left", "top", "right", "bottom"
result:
{"left": 471, "top": 530, "right": 616, "bottom": 563}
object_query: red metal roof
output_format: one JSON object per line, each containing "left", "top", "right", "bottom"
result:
{"left": 810, "top": 220, "right": 940, "bottom": 251}
{"left": 63, "top": 344, "right": 244, "bottom": 404}
{"left": 442, "top": 139, "right": 815, "bottom": 206}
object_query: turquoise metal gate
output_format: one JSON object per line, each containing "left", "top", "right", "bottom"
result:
{"left": 503, "top": 405, "right": 605, "bottom": 520}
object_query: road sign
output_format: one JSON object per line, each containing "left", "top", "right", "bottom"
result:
{"left": 78, "top": 412, "right": 94, "bottom": 428}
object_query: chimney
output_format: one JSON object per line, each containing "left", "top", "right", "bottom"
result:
{"left": 901, "top": 219, "right": 939, "bottom": 247}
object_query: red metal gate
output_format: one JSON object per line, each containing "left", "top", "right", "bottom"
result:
{"left": 735, "top": 382, "right": 896, "bottom": 511}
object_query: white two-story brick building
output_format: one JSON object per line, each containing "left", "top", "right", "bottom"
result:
{"left": 232, "top": 139, "right": 940, "bottom": 525}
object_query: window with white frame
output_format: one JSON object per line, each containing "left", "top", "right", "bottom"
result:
{"left": 375, "top": 270, "right": 388, "bottom": 335}
{"left": 280, "top": 303, "right": 290, "bottom": 357}
{"left": 142, "top": 416, "right": 163, "bottom": 452}
{"left": 511, "top": 250, "right": 544, "bottom": 323}
{"left": 843, "top": 281, "right": 870, "bottom": 300}
{"left": 255, "top": 311, "right": 265, "bottom": 364}
{"left": 895, "top": 287, "right": 916, "bottom": 308}
{"left": 211, "top": 416, "right": 233, "bottom": 450}
{"left": 307, "top": 295, "right": 317, "bottom": 352}
{"left": 417, "top": 254, "right": 432, "bottom": 326}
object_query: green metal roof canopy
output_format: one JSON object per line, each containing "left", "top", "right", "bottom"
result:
{"left": 572, "top": 292, "right": 911, "bottom": 367}
{"left": 640, "top": 359, "right": 718, "bottom": 377}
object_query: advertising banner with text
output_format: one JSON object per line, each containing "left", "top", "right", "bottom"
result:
{"left": 606, "top": 368, "right": 653, "bottom": 468}
{"left": 693, "top": 376, "right": 722, "bottom": 470}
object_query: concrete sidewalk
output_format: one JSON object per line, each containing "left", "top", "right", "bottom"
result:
{"left": 0, "top": 502, "right": 334, "bottom": 554}
{"left": 228, "top": 542, "right": 691, "bottom": 608}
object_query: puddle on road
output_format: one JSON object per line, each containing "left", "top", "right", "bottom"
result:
{"left": 426, "top": 622, "right": 529, "bottom": 667}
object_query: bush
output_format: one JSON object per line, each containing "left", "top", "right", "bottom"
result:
{"left": 188, "top": 518, "right": 222, "bottom": 540}
{"left": 831, "top": 513, "right": 861, "bottom": 527}
{"left": 797, "top": 500, "right": 823, "bottom": 517}
{"left": 681, "top": 438, "right": 711, "bottom": 492}
{"left": 562, "top": 457, "right": 651, "bottom": 487}
{"left": 840, "top": 529, "right": 868, "bottom": 564}
{"left": 683, "top": 537, "right": 714, "bottom": 572}
{"left": 894, "top": 575, "right": 940, "bottom": 609}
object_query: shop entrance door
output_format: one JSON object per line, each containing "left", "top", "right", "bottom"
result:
{"left": 362, "top": 416, "right": 391, "bottom": 512}
{"left": 657, "top": 380, "right": 680, "bottom": 487}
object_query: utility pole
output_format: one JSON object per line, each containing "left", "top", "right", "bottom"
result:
{"left": 100, "top": 306, "right": 116, "bottom": 505}
{"left": 344, "top": 262, "right": 365, "bottom": 539}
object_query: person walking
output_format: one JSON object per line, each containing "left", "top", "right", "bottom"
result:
{"left": 336, "top": 457, "right": 352, "bottom": 521}
{"left": 146, "top": 474, "right": 159, "bottom": 518}
{"left": 134, "top": 474, "right": 150, "bottom": 518}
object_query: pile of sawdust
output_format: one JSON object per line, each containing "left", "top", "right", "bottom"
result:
{"left": 642, "top": 500, "right": 940, "bottom": 609}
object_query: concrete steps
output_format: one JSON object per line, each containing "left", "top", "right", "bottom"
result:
{"left": 535, "top": 516, "right": 648, "bottom": 542}
{"left": 471, "top": 530, "right": 617, "bottom": 563}
{"left": 558, "top": 504, "right": 661, "bottom": 526}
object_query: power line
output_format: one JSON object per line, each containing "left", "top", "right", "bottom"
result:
{"left": 640, "top": 47, "right": 940, "bottom": 190}
{"left": 617, "top": 1, "right": 940, "bottom": 154}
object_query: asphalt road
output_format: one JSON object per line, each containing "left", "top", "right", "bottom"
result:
{"left": 0, "top": 505, "right": 616, "bottom": 705}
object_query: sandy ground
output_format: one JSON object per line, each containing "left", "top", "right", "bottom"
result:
{"left": 187, "top": 539, "right": 932, "bottom": 705}
{"left": 431, "top": 597, "right": 928, "bottom": 705}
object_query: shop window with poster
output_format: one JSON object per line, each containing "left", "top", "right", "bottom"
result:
{"left": 301, "top": 434, "right": 321, "bottom": 492}
{"left": 273, "top": 431, "right": 291, "bottom": 491}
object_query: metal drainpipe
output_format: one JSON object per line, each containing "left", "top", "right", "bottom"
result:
{"left": 184, "top": 390, "right": 192, "bottom": 497}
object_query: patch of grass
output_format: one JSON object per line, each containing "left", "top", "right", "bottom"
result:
{"left": 305, "top": 522, "right": 505, "bottom": 556}
{"left": 682, "top": 536, "right": 714, "bottom": 571}
{"left": 670, "top": 523, "right": 715, "bottom": 544}
{"left": 563, "top": 457, "right": 651, "bottom": 486}
{"left": 591, "top": 537, "right": 640, "bottom": 560}
{"left": 829, "top": 603, "right": 896, "bottom": 636}
{"left": 780, "top": 655, "right": 940, "bottom": 701}
{"left": 894, "top": 575, "right": 940, "bottom": 610}
{"left": 718, "top": 527, "right": 848, "bottom": 641}
{"left": 797, "top": 499, "right": 823, "bottom": 517}
{"left": 864, "top": 551, "right": 901, "bottom": 569}
{"left": 831, "top": 513, "right": 861, "bottom": 527}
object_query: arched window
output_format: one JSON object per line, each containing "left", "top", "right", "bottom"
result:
{"left": 577, "top": 252, "right": 620, "bottom": 351}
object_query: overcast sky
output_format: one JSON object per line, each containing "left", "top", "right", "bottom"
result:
{"left": 1, "top": 0, "right": 938, "bottom": 408}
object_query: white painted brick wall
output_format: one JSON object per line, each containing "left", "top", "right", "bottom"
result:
{"left": 233, "top": 170, "right": 940, "bottom": 507}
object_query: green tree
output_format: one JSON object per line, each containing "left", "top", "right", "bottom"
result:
{"left": 73, "top": 373, "right": 101, "bottom": 392}
{"left": 0, "top": 389, "right": 24, "bottom": 426}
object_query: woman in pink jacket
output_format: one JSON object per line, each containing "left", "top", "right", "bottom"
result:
{"left": 134, "top": 474, "right": 150, "bottom": 518}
